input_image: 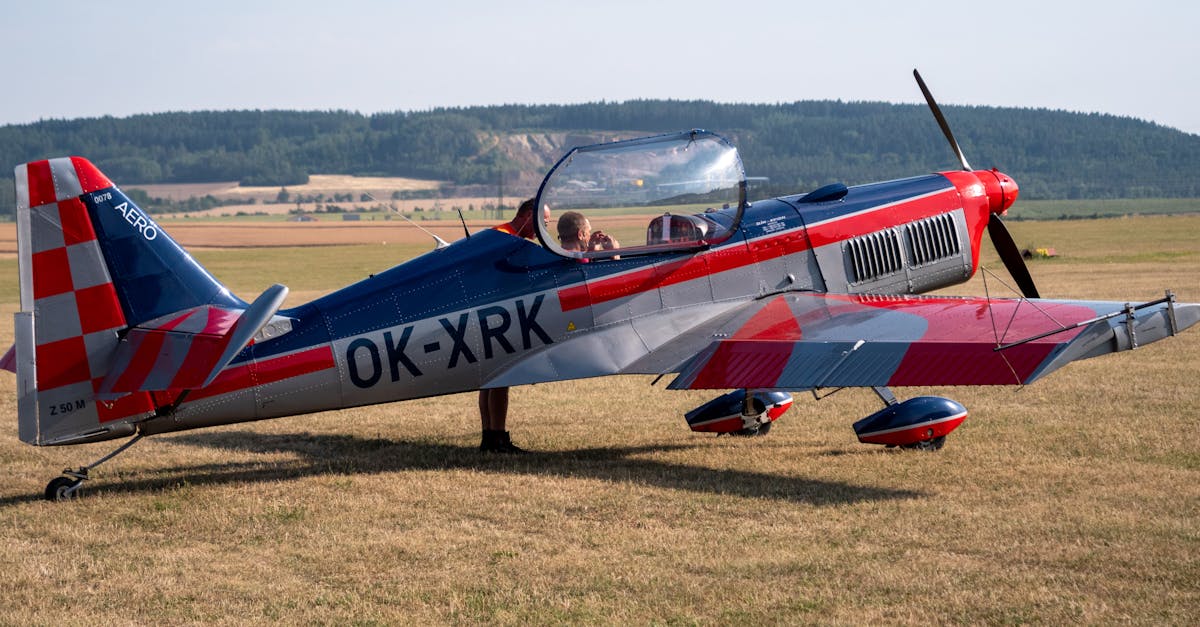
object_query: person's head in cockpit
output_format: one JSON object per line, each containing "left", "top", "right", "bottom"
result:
{"left": 557, "top": 211, "right": 618, "bottom": 253}
{"left": 497, "top": 198, "right": 550, "bottom": 240}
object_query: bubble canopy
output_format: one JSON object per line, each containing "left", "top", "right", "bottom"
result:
{"left": 534, "top": 130, "right": 747, "bottom": 260}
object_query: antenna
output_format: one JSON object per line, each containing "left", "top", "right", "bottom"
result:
{"left": 367, "top": 191, "right": 450, "bottom": 250}
{"left": 456, "top": 207, "right": 471, "bottom": 239}
{"left": 397, "top": 211, "right": 450, "bottom": 250}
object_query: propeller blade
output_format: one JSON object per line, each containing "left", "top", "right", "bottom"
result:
{"left": 913, "top": 69, "right": 972, "bottom": 172}
{"left": 987, "top": 215, "right": 1040, "bottom": 299}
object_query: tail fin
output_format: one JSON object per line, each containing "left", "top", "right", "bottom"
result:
{"left": 14, "top": 157, "right": 247, "bottom": 445}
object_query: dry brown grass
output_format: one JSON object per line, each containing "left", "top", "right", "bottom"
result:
{"left": 0, "top": 215, "right": 1197, "bottom": 624}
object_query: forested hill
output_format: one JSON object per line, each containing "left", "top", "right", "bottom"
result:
{"left": 2, "top": 101, "right": 1198, "bottom": 205}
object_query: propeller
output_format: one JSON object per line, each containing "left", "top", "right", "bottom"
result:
{"left": 913, "top": 69, "right": 1040, "bottom": 299}
{"left": 986, "top": 216, "right": 1040, "bottom": 299}
{"left": 913, "top": 69, "right": 971, "bottom": 172}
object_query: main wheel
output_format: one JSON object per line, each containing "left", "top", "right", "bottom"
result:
{"left": 900, "top": 435, "right": 946, "bottom": 451}
{"left": 45, "top": 476, "right": 82, "bottom": 501}
{"left": 733, "top": 421, "right": 772, "bottom": 437}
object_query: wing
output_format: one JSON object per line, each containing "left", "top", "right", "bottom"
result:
{"left": 658, "top": 291, "right": 1199, "bottom": 390}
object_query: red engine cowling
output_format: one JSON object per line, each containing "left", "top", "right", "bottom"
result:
{"left": 685, "top": 389, "right": 793, "bottom": 435}
{"left": 852, "top": 396, "right": 967, "bottom": 448}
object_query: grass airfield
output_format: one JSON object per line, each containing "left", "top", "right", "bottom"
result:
{"left": 0, "top": 214, "right": 1196, "bottom": 624}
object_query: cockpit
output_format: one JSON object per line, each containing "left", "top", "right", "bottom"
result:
{"left": 534, "top": 130, "right": 746, "bottom": 260}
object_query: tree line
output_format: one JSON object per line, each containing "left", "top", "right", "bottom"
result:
{"left": 1, "top": 101, "right": 1197, "bottom": 217}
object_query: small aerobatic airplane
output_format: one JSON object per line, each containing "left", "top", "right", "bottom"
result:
{"left": 9, "top": 72, "right": 1199, "bottom": 500}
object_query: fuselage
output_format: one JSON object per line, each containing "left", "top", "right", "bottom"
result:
{"left": 137, "top": 170, "right": 993, "bottom": 436}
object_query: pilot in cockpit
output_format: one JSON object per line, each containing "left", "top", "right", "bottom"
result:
{"left": 557, "top": 211, "right": 620, "bottom": 254}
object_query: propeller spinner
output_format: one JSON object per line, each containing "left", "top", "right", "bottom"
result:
{"left": 914, "top": 69, "right": 1039, "bottom": 299}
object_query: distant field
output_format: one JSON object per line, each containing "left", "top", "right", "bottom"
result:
{"left": 1009, "top": 197, "right": 1200, "bottom": 220}
{"left": 0, "top": 221, "right": 480, "bottom": 255}
{"left": 0, "top": 214, "right": 1196, "bottom": 623}
{"left": 172, "top": 196, "right": 514, "bottom": 219}
{"left": 132, "top": 174, "right": 443, "bottom": 202}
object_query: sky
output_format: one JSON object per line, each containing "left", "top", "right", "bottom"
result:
{"left": 4, "top": 0, "right": 1198, "bottom": 135}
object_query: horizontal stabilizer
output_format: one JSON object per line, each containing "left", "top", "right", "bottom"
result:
{"left": 97, "top": 284, "right": 288, "bottom": 398}
{"left": 205, "top": 283, "right": 289, "bottom": 387}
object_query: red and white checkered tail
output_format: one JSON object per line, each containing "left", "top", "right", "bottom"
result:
{"left": 12, "top": 157, "right": 218, "bottom": 445}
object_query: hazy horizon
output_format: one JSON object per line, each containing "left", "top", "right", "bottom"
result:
{"left": 4, "top": 1, "right": 1198, "bottom": 135}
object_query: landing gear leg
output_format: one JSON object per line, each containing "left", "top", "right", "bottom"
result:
{"left": 733, "top": 390, "right": 771, "bottom": 437}
{"left": 44, "top": 433, "right": 145, "bottom": 501}
{"left": 871, "top": 386, "right": 899, "bottom": 406}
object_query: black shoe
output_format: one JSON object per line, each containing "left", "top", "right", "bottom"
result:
{"left": 480, "top": 430, "right": 528, "bottom": 454}
{"left": 498, "top": 431, "right": 528, "bottom": 455}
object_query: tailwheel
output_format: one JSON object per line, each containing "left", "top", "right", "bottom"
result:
{"left": 45, "top": 475, "right": 84, "bottom": 501}
{"left": 900, "top": 435, "right": 946, "bottom": 451}
{"left": 40, "top": 433, "right": 145, "bottom": 502}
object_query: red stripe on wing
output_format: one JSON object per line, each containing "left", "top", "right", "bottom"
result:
{"left": 686, "top": 341, "right": 794, "bottom": 389}
{"left": 840, "top": 295, "right": 1097, "bottom": 386}
{"left": 684, "top": 296, "right": 800, "bottom": 388}
{"left": 887, "top": 342, "right": 1055, "bottom": 386}
{"left": 730, "top": 295, "right": 801, "bottom": 341}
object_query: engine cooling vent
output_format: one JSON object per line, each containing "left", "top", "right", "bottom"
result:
{"left": 904, "top": 213, "right": 960, "bottom": 266}
{"left": 847, "top": 230, "right": 903, "bottom": 283}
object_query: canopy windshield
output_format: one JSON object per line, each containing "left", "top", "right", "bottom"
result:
{"left": 535, "top": 130, "right": 746, "bottom": 260}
